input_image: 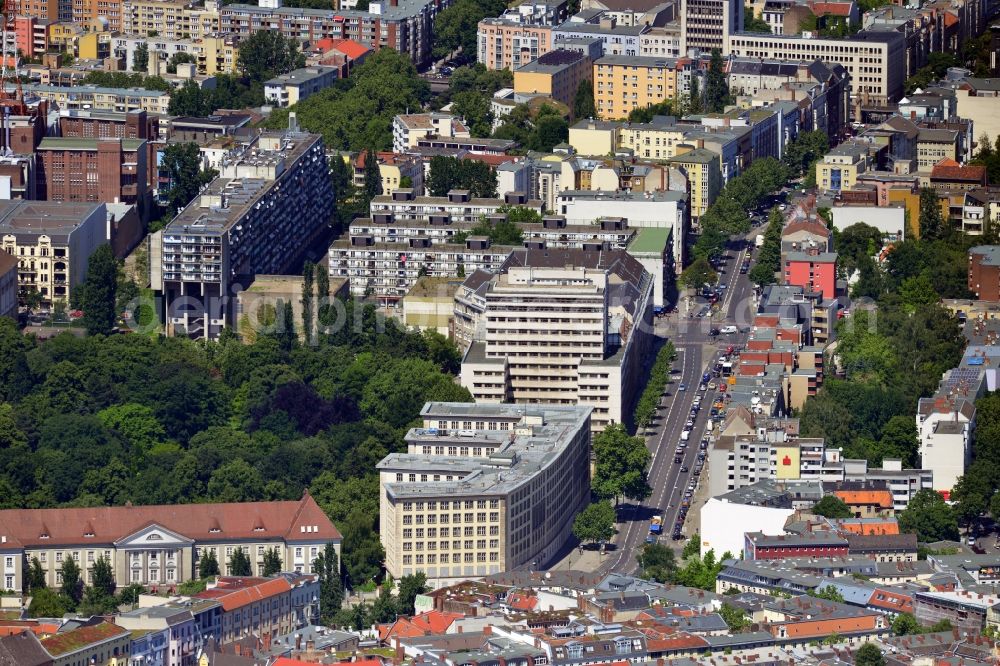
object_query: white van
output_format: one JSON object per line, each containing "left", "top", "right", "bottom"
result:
{"left": 706, "top": 420, "right": 714, "bottom": 433}
{"left": 721, "top": 325, "right": 738, "bottom": 334}
{"left": 680, "top": 430, "right": 690, "bottom": 441}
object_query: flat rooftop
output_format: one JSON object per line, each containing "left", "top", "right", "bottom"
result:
{"left": 164, "top": 132, "right": 319, "bottom": 235}
{"left": 378, "top": 403, "right": 591, "bottom": 499}
{"left": 0, "top": 200, "right": 104, "bottom": 240}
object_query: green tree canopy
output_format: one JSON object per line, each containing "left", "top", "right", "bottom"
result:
{"left": 261, "top": 547, "right": 283, "bottom": 576}
{"left": 227, "top": 547, "right": 252, "bottom": 576}
{"left": 855, "top": 642, "right": 885, "bottom": 666}
{"left": 592, "top": 424, "right": 652, "bottom": 503}
{"left": 572, "top": 501, "right": 616, "bottom": 546}
{"left": 314, "top": 543, "right": 344, "bottom": 623}
{"left": 679, "top": 257, "right": 718, "bottom": 289}
{"left": 899, "top": 489, "right": 959, "bottom": 541}
{"left": 237, "top": 31, "right": 305, "bottom": 81}
{"left": 80, "top": 245, "right": 119, "bottom": 336}
{"left": 199, "top": 550, "right": 220, "bottom": 578}
{"left": 811, "top": 495, "right": 853, "bottom": 519}
{"left": 573, "top": 79, "right": 596, "bottom": 120}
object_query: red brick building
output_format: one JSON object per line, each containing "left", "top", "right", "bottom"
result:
{"left": 744, "top": 531, "right": 850, "bottom": 560}
{"left": 58, "top": 109, "right": 159, "bottom": 141}
{"left": 969, "top": 245, "right": 1000, "bottom": 301}
{"left": 34, "top": 137, "right": 151, "bottom": 220}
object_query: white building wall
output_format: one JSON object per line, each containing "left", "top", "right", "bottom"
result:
{"left": 699, "top": 497, "right": 794, "bottom": 558}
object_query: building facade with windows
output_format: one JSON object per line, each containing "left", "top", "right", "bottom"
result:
{"left": 153, "top": 131, "right": 333, "bottom": 340}
{"left": 680, "top": 0, "right": 742, "bottom": 53}
{"left": 0, "top": 494, "right": 339, "bottom": 593}
{"left": 458, "top": 249, "right": 654, "bottom": 432}
{"left": 728, "top": 31, "right": 906, "bottom": 107}
{"left": 0, "top": 200, "right": 106, "bottom": 306}
{"left": 477, "top": 18, "right": 554, "bottom": 71}
{"left": 35, "top": 137, "right": 151, "bottom": 220}
{"left": 219, "top": 0, "right": 448, "bottom": 67}
{"left": 377, "top": 402, "right": 591, "bottom": 581}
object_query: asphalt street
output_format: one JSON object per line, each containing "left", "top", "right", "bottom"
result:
{"left": 602, "top": 231, "right": 760, "bottom": 574}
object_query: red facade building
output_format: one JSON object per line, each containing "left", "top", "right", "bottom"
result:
{"left": 784, "top": 249, "right": 837, "bottom": 300}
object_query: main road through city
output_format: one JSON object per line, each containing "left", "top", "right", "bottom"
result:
{"left": 602, "top": 230, "right": 760, "bottom": 574}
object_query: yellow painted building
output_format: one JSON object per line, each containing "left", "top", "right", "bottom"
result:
{"left": 886, "top": 188, "right": 921, "bottom": 238}
{"left": 568, "top": 119, "right": 620, "bottom": 156}
{"left": 513, "top": 50, "right": 592, "bottom": 112}
{"left": 619, "top": 122, "right": 688, "bottom": 161}
{"left": 76, "top": 31, "right": 114, "bottom": 60}
{"left": 667, "top": 146, "right": 722, "bottom": 221}
{"left": 593, "top": 54, "right": 679, "bottom": 121}
{"left": 123, "top": 0, "right": 221, "bottom": 39}
{"left": 774, "top": 445, "right": 801, "bottom": 480}
{"left": 815, "top": 142, "right": 871, "bottom": 192}
{"left": 48, "top": 22, "right": 82, "bottom": 48}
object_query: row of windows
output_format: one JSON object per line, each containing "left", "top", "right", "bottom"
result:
{"left": 403, "top": 526, "right": 499, "bottom": 538}
{"left": 401, "top": 512, "right": 500, "bottom": 524}
{"left": 401, "top": 552, "right": 498, "bottom": 564}
{"left": 402, "top": 539, "right": 499, "bottom": 550}
{"left": 402, "top": 499, "right": 499, "bottom": 510}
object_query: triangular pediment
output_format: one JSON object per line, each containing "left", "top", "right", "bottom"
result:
{"left": 114, "top": 522, "right": 194, "bottom": 548}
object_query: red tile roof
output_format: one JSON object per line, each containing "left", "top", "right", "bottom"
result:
{"left": 327, "top": 38, "right": 371, "bottom": 60}
{"left": 40, "top": 622, "right": 128, "bottom": 657}
{"left": 507, "top": 592, "right": 539, "bottom": 611}
{"left": 377, "top": 610, "right": 463, "bottom": 641}
{"left": 930, "top": 159, "right": 987, "bottom": 184}
{"left": 808, "top": 1, "right": 854, "bottom": 15}
{"left": 194, "top": 577, "right": 292, "bottom": 612}
{"left": 782, "top": 217, "right": 831, "bottom": 239}
{"left": 834, "top": 489, "right": 894, "bottom": 508}
{"left": 0, "top": 493, "right": 340, "bottom": 548}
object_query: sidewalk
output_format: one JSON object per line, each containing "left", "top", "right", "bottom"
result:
{"left": 548, "top": 543, "right": 609, "bottom": 571}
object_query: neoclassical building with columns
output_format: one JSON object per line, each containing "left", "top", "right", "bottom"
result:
{"left": 0, "top": 492, "right": 340, "bottom": 593}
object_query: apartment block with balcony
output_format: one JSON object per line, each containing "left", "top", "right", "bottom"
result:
{"left": 916, "top": 372, "right": 978, "bottom": 495}
{"left": 21, "top": 83, "right": 171, "bottom": 115}
{"left": 392, "top": 113, "right": 470, "bottom": 153}
{"left": 195, "top": 575, "right": 319, "bottom": 644}
{"left": 477, "top": 18, "right": 553, "bottom": 71}
{"left": 154, "top": 131, "right": 332, "bottom": 340}
{"left": 666, "top": 146, "right": 721, "bottom": 223}
{"left": 458, "top": 248, "right": 654, "bottom": 432}
{"left": 816, "top": 141, "right": 873, "bottom": 192}
{"left": 114, "top": 34, "right": 239, "bottom": 76}
{"left": 377, "top": 402, "right": 591, "bottom": 581}
{"left": 122, "top": 0, "right": 221, "bottom": 40}
{"left": 0, "top": 200, "right": 105, "bottom": 307}
{"left": 592, "top": 54, "right": 681, "bottom": 121}
{"left": 370, "top": 188, "right": 543, "bottom": 224}
{"left": 264, "top": 66, "right": 340, "bottom": 107}
{"left": 220, "top": 0, "right": 448, "bottom": 67}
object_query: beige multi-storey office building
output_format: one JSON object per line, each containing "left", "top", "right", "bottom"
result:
{"left": 377, "top": 402, "right": 591, "bottom": 581}
{"left": 0, "top": 200, "right": 106, "bottom": 306}
{"left": 0, "top": 494, "right": 340, "bottom": 593}
{"left": 728, "top": 31, "right": 906, "bottom": 107}
{"left": 680, "top": 0, "right": 742, "bottom": 53}
{"left": 459, "top": 248, "right": 654, "bottom": 432}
